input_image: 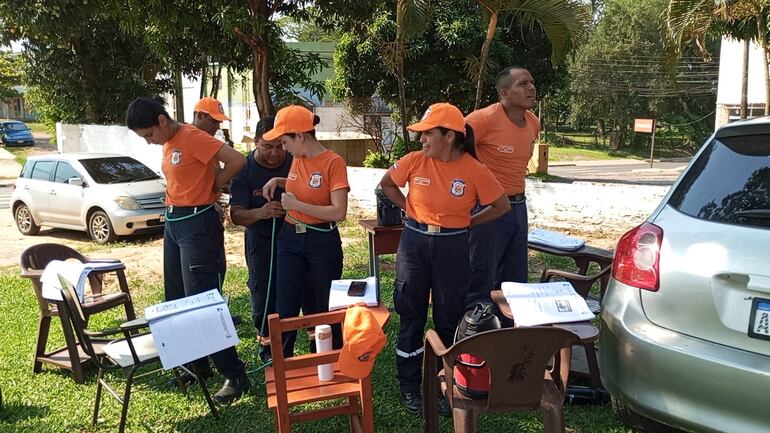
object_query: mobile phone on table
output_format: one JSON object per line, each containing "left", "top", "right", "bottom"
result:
{"left": 347, "top": 281, "right": 368, "bottom": 297}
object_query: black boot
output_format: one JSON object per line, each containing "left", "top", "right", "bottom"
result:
{"left": 401, "top": 391, "right": 423, "bottom": 416}
{"left": 437, "top": 393, "right": 452, "bottom": 418}
{"left": 213, "top": 373, "right": 251, "bottom": 404}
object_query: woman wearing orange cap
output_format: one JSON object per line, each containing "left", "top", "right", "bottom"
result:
{"left": 262, "top": 105, "right": 350, "bottom": 358}
{"left": 379, "top": 102, "right": 510, "bottom": 416}
{"left": 126, "top": 96, "right": 251, "bottom": 404}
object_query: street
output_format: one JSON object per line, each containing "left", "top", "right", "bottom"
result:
{"left": 548, "top": 159, "right": 688, "bottom": 185}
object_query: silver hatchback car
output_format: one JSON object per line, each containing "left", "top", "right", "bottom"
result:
{"left": 601, "top": 118, "right": 770, "bottom": 432}
{"left": 11, "top": 153, "right": 166, "bottom": 243}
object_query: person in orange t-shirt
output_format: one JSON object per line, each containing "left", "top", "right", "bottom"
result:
{"left": 379, "top": 102, "right": 510, "bottom": 416}
{"left": 126, "top": 96, "right": 250, "bottom": 404}
{"left": 465, "top": 66, "right": 540, "bottom": 309}
{"left": 262, "top": 105, "right": 350, "bottom": 358}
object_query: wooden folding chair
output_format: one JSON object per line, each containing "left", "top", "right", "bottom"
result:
{"left": 265, "top": 306, "right": 389, "bottom": 432}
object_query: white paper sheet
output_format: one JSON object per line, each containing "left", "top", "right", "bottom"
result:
{"left": 40, "top": 260, "right": 124, "bottom": 302}
{"left": 501, "top": 281, "right": 595, "bottom": 326}
{"left": 328, "top": 276, "right": 378, "bottom": 311}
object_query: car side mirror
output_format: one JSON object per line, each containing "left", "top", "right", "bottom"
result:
{"left": 68, "top": 177, "right": 84, "bottom": 187}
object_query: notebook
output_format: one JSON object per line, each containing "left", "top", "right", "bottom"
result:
{"left": 528, "top": 228, "right": 585, "bottom": 251}
{"left": 328, "top": 276, "right": 379, "bottom": 311}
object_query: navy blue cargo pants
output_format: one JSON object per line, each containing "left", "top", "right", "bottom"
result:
{"left": 394, "top": 221, "right": 469, "bottom": 393}
{"left": 164, "top": 205, "right": 245, "bottom": 379}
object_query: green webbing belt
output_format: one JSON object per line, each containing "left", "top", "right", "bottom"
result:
{"left": 286, "top": 214, "right": 337, "bottom": 232}
{"left": 163, "top": 203, "right": 215, "bottom": 222}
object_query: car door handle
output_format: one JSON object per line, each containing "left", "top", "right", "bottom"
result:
{"left": 49, "top": 190, "right": 56, "bottom": 196}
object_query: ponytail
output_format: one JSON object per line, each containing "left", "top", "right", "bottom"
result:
{"left": 438, "top": 125, "right": 477, "bottom": 159}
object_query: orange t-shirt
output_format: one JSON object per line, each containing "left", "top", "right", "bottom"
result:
{"left": 466, "top": 103, "right": 540, "bottom": 195}
{"left": 285, "top": 149, "right": 350, "bottom": 225}
{"left": 162, "top": 124, "right": 223, "bottom": 206}
{"left": 389, "top": 151, "right": 504, "bottom": 228}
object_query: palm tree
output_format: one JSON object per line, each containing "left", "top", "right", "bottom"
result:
{"left": 472, "top": 0, "right": 589, "bottom": 110}
{"left": 666, "top": 0, "right": 770, "bottom": 115}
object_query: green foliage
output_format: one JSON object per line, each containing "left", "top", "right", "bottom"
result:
{"left": 330, "top": 0, "right": 561, "bottom": 120}
{"left": 567, "top": 0, "right": 717, "bottom": 148}
{"left": 363, "top": 150, "right": 392, "bottom": 168}
{"left": 0, "top": 51, "right": 21, "bottom": 100}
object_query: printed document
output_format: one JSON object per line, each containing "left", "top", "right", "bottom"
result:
{"left": 145, "top": 290, "right": 239, "bottom": 369}
{"left": 501, "top": 281, "right": 595, "bottom": 326}
{"left": 328, "top": 276, "right": 378, "bottom": 311}
{"left": 528, "top": 228, "right": 585, "bottom": 251}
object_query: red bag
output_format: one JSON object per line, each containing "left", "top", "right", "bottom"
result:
{"left": 452, "top": 302, "right": 500, "bottom": 399}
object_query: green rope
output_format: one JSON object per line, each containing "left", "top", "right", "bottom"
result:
{"left": 286, "top": 213, "right": 337, "bottom": 232}
{"left": 163, "top": 203, "right": 214, "bottom": 222}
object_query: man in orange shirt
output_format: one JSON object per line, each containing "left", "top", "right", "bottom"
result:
{"left": 466, "top": 67, "right": 540, "bottom": 309}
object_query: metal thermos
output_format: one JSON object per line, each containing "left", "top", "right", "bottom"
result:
{"left": 315, "top": 324, "right": 334, "bottom": 381}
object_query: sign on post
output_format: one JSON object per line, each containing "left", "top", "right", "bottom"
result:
{"left": 634, "top": 118, "right": 657, "bottom": 167}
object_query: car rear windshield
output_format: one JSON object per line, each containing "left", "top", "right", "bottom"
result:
{"left": 78, "top": 157, "right": 160, "bottom": 184}
{"left": 2, "top": 122, "right": 28, "bottom": 131}
{"left": 668, "top": 134, "right": 770, "bottom": 229}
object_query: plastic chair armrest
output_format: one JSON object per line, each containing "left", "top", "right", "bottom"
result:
{"left": 119, "top": 317, "right": 149, "bottom": 332}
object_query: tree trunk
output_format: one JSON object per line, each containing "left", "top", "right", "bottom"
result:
{"left": 210, "top": 63, "right": 223, "bottom": 98}
{"left": 757, "top": 12, "right": 770, "bottom": 116}
{"left": 174, "top": 70, "right": 185, "bottom": 123}
{"left": 741, "top": 39, "right": 749, "bottom": 119}
{"left": 200, "top": 62, "right": 208, "bottom": 99}
{"left": 252, "top": 44, "right": 275, "bottom": 117}
{"left": 474, "top": 8, "right": 498, "bottom": 110}
{"left": 396, "top": 0, "right": 410, "bottom": 151}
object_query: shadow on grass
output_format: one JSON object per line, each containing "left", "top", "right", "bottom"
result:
{"left": 0, "top": 402, "right": 50, "bottom": 423}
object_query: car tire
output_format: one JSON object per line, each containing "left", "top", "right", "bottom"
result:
{"left": 88, "top": 210, "right": 117, "bottom": 244}
{"left": 14, "top": 203, "right": 40, "bottom": 235}
{"left": 611, "top": 397, "right": 682, "bottom": 433}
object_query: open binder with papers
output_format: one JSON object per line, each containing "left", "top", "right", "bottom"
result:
{"left": 328, "top": 276, "right": 379, "bottom": 311}
{"left": 528, "top": 228, "right": 585, "bottom": 251}
{"left": 501, "top": 281, "right": 595, "bottom": 326}
{"left": 40, "top": 259, "right": 124, "bottom": 302}
{"left": 145, "top": 289, "right": 239, "bottom": 369}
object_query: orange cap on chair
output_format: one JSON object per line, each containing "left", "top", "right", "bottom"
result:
{"left": 262, "top": 105, "right": 315, "bottom": 141}
{"left": 408, "top": 102, "right": 465, "bottom": 133}
{"left": 194, "top": 97, "right": 231, "bottom": 122}
{"left": 339, "top": 305, "right": 388, "bottom": 379}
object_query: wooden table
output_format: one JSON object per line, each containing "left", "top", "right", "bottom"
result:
{"left": 358, "top": 219, "right": 404, "bottom": 283}
{"left": 490, "top": 289, "right": 603, "bottom": 392}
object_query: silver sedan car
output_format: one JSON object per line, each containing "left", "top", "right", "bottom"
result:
{"left": 601, "top": 118, "right": 770, "bottom": 432}
{"left": 11, "top": 153, "right": 166, "bottom": 243}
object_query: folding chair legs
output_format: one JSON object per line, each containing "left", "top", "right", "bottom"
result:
{"left": 93, "top": 368, "right": 104, "bottom": 426}
{"left": 118, "top": 368, "right": 135, "bottom": 433}
{"left": 33, "top": 314, "right": 51, "bottom": 373}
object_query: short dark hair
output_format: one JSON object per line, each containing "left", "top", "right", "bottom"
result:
{"left": 126, "top": 96, "right": 169, "bottom": 130}
{"left": 495, "top": 66, "right": 528, "bottom": 94}
{"left": 255, "top": 116, "right": 275, "bottom": 141}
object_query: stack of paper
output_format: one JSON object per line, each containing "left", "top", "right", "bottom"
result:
{"left": 40, "top": 260, "right": 124, "bottom": 302}
{"left": 145, "top": 289, "right": 239, "bottom": 369}
{"left": 528, "top": 228, "right": 585, "bottom": 251}
{"left": 501, "top": 281, "right": 595, "bottom": 326}
{"left": 328, "top": 276, "right": 378, "bottom": 311}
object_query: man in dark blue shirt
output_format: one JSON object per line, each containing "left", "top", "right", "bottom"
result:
{"left": 229, "top": 116, "right": 292, "bottom": 361}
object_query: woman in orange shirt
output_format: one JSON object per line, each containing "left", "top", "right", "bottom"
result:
{"left": 379, "top": 102, "right": 510, "bottom": 416}
{"left": 126, "top": 96, "right": 250, "bottom": 404}
{"left": 262, "top": 105, "right": 350, "bottom": 358}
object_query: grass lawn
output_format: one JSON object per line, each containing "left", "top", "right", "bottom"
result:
{"left": 0, "top": 220, "right": 636, "bottom": 433}
{"left": 546, "top": 131, "right": 693, "bottom": 162}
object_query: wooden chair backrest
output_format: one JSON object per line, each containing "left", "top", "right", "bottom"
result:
{"left": 20, "top": 243, "right": 96, "bottom": 314}
{"left": 439, "top": 327, "right": 580, "bottom": 413}
{"left": 541, "top": 265, "right": 612, "bottom": 299}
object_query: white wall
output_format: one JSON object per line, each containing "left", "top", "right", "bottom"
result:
{"left": 717, "top": 37, "right": 766, "bottom": 106}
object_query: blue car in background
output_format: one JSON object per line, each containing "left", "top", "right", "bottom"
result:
{"left": 0, "top": 120, "right": 35, "bottom": 147}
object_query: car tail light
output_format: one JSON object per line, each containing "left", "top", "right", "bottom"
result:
{"left": 612, "top": 222, "right": 663, "bottom": 291}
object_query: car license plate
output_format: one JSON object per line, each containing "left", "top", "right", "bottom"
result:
{"left": 159, "top": 214, "right": 165, "bottom": 223}
{"left": 16, "top": 140, "right": 23, "bottom": 144}
{"left": 748, "top": 297, "right": 770, "bottom": 341}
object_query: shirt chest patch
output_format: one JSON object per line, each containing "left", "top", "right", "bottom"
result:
{"left": 414, "top": 176, "right": 430, "bottom": 186}
{"left": 450, "top": 179, "right": 466, "bottom": 197}
{"left": 288, "top": 172, "right": 298, "bottom": 181}
{"left": 497, "top": 145, "right": 514, "bottom": 154}
{"left": 309, "top": 172, "right": 323, "bottom": 188}
{"left": 170, "top": 150, "right": 182, "bottom": 165}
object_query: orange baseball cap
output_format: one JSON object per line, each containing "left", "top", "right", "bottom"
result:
{"left": 338, "top": 305, "right": 388, "bottom": 379}
{"left": 194, "top": 97, "right": 231, "bottom": 122}
{"left": 262, "top": 105, "right": 315, "bottom": 141}
{"left": 408, "top": 102, "right": 465, "bottom": 133}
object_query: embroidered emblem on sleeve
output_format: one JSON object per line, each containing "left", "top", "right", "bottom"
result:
{"left": 171, "top": 150, "right": 182, "bottom": 165}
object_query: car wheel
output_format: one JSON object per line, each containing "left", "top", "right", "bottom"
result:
{"left": 611, "top": 397, "right": 682, "bottom": 433}
{"left": 88, "top": 210, "right": 117, "bottom": 244}
{"left": 14, "top": 203, "right": 40, "bottom": 235}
